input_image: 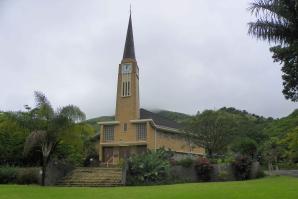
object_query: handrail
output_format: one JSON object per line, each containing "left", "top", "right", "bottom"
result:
{"left": 105, "top": 156, "right": 114, "bottom": 168}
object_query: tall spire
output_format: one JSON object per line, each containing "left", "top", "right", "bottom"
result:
{"left": 123, "top": 9, "right": 136, "bottom": 60}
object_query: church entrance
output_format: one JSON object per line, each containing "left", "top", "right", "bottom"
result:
{"left": 102, "top": 145, "right": 147, "bottom": 164}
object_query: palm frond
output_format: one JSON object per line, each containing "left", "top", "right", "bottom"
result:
{"left": 34, "top": 91, "right": 54, "bottom": 119}
{"left": 248, "top": 0, "right": 294, "bottom": 22}
{"left": 248, "top": 19, "right": 290, "bottom": 43}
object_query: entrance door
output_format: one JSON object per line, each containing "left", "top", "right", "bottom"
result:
{"left": 119, "top": 147, "right": 130, "bottom": 160}
{"left": 103, "top": 147, "right": 113, "bottom": 162}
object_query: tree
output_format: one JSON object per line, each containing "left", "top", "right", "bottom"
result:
{"left": 186, "top": 110, "right": 236, "bottom": 158}
{"left": 0, "top": 113, "right": 29, "bottom": 165}
{"left": 10, "top": 91, "right": 86, "bottom": 186}
{"left": 261, "top": 137, "right": 284, "bottom": 172}
{"left": 281, "top": 127, "right": 298, "bottom": 162}
{"left": 231, "top": 138, "right": 258, "bottom": 159}
{"left": 248, "top": 0, "right": 298, "bottom": 101}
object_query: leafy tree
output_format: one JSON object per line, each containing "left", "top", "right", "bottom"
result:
{"left": 261, "top": 137, "right": 285, "bottom": 172}
{"left": 281, "top": 127, "right": 298, "bottom": 162}
{"left": 186, "top": 110, "right": 236, "bottom": 158}
{"left": 0, "top": 114, "right": 29, "bottom": 165}
{"left": 263, "top": 109, "right": 298, "bottom": 137}
{"left": 248, "top": 0, "right": 298, "bottom": 101}
{"left": 10, "top": 91, "right": 86, "bottom": 186}
{"left": 231, "top": 138, "right": 258, "bottom": 159}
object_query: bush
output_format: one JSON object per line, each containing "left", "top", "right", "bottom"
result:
{"left": 16, "top": 168, "right": 39, "bottom": 184}
{"left": 0, "top": 167, "right": 17, "bottom": 184}
{"left": 194, "top": 157, "right": 213, "bottom": 182}
{"left": 127, "top": 149, "right": 171, "bottom": 185}
{"left": 255, "top": 169, "right": 266, "bottom": 179}
{"left": 231, "top": 155, "right": 253, "bottom": 180}
{"left": 0, "top": 167, "right": 40, "bottom": 184}
{"left": 217, "top": 171, "right": 230, "bottom": 181}
{"left": 231, "top": 138, "right": 258, "bottom": 159}
{"left": 176, "top": 158, "right": 194, "bottom": 168}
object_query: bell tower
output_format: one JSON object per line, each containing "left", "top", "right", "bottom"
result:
{"left": 115, "top": 12, "right": 140, "bottom": 122}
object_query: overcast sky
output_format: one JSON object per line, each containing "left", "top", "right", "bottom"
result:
{"left": 0, "top": 0, "right": 297, "bottom": 119}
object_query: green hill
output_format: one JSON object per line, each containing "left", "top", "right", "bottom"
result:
{"left": 85, "top": 108, "right": 298, "bottom": 140}
{"left": 263, "top": 109, "right": 298, "bottom": 137}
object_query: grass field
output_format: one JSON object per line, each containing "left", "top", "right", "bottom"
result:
{"left": 0, "top": 176, "right": 297, "bottom": 199}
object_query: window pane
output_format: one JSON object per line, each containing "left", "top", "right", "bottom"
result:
{"left": 136, "top": 123, "right": 147, "bottom": 140}
{"left": 103, "top": 126, "right": 114, "bottom": 142}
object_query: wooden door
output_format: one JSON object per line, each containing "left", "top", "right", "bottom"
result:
{"left": 103, "top": 147, "right": 113, "bottom": 162}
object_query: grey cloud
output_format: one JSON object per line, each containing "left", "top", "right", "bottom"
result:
{"left": 0, "top": 0, "right": 296, "bottom": 119}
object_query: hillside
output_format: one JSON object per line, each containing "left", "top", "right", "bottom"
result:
{"left": 85, "top": 108, "right": 298, "bottom": 139}
{"left": 263, "top": 109, "right": 298, "bottom": 137}
{"left": 84, "top": 116, "right": 114, "bottom": 132}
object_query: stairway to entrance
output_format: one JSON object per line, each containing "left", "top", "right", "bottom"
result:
{"left": 56, "top": 167, "right": 124, "bottom": 187}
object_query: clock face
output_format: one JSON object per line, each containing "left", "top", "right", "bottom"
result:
{"left": 122, "top": 63, "right": 132, "bottom": 74}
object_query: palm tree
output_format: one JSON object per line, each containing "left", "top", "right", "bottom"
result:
{"left": 248, "top": 0, "right": 298, "bottom": 101}
{"left": 248, "top": 0, "right": 297, "bottom": 43}
{"left": 18, "top": 91, "right": 85, "bottom": 186}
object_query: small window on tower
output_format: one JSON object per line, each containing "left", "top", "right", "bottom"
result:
{"left": 123, "top": 123, "right": 128, "bottom": 132}
{"left": 122, "top": 79, "right": 131, "bottom": 97}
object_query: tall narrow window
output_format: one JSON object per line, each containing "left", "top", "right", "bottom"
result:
{"left": 121, "top": 63, "right": 132, "bottom": 97}
{"left": 136, "top": 123, "right": 147, "bottom": 140}
{"left": 103, "top": 126, "right": 114, "bottom": 142}
{"left": 123, "top": 123, "right": 128, "bottom": 132}
{"left": 122, "top": 74, "right": 131, "bottom": 97}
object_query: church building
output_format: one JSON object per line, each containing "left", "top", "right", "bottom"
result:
{"left": 98, "top": 12, "right": 205, "bottom": 164}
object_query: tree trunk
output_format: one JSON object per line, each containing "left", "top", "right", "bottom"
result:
{"left": 268, "top": 161, "right": 273, "bottom": 175}
{"left": 41, "top": 157, "right": 47, "bottom": 186}
{"left": 208, "top": 150, "right": 213, "bottom": 159}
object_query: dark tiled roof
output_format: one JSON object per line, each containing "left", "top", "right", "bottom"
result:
{"left": 123, "top": 13, "right": 136, "bottom": 59}
{"left": 140, "top": 108, "right": 183, "bottom": 130}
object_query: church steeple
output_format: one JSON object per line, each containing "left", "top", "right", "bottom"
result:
{"left": 123, "top": 11, "right": 136, "bottom": 60}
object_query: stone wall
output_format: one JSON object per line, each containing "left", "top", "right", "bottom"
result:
{"left": 170, "top": 162, "right": 261, "bottom": 183}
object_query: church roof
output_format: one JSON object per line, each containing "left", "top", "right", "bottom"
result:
{"left": 123, "top": 12, "right": 136, "bottom": 59}
{"left": 140, "top": 108, "right": 184, "bottom": 130}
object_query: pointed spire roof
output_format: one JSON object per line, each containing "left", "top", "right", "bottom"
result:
{"left": 123, "top": 10, "right": 136, "bottom": 60}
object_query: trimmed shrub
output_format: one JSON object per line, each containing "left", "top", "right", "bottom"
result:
{"left": 127, "top": 149, "right": 171, "bottom": 185}
{"left": 231, "top": 155, "right": 253, "bottom": 180}
{"left": 16, "top": 168, "right": 39, "bottom": 184}
{"left": 0, "top": 167, "right": 17, "bottom": 184}
{"left": 176, "top": 158, "right": 194, "bottom": 168}
{"left": 255, "top": 169, "right": 266, "bottom": 179}
{"left": 194, "top": 157, "right": 213, "bottom": 181}
{"left": 0, "top": 167, "right": 40, "bottom": 184}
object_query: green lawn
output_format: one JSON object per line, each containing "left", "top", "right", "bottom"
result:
{"left": 0, "top": 176, "right": 297, "bottom": 199}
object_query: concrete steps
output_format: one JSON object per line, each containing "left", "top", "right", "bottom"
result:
{"left": 56, "top": 167, "right": 124, "bottom": 187}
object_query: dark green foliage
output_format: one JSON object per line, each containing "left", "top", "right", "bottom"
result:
{"left": 231, "top": 138, "right": 258, "bottom": 158}
{"left": 127, "top": 149, "right": 171, "bottom": 185}
{"left": 16, "top": 168, "right": 39, "bottom": 184}
{"left": 281, "top": 127, "right": 298, "bottom": 163}
{"left": 231, "top": 155, "right": 253, "bottom": 180}
{"left": 187, "top": 110, "right": 236, "bottom": 157}
{"left": 0, "top": 115, "right": 29, "bottom": 165}
{"left": 248, "top": 0, "right": 298, "bottom": 101}
{"left": 176, "top": 158, "right": 194, "bottom": 168}
{"left": 0, "top": 167, "right": 39, "bottom": 184}
{"left": 255, "top": 169, "right": 266, "bottom": 179}
{"left": 263, "top": 109, "right": 298, "bottom": 137}
{"left": 194, "top": 157, "right": 213, "bottom": 182}
{"left": 9, "top": 91, "right": 86, "bottom": 186}
{"left": 0, "top": 167, "right": 17, "bottom": 184}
